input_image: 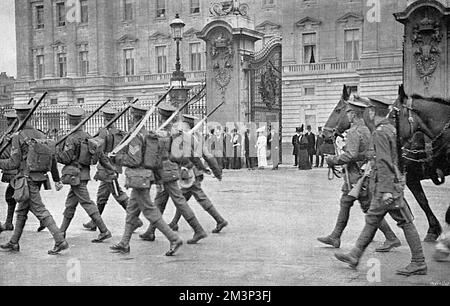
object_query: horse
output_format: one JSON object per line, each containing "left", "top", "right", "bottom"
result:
{"left": 323, "top": 85, "right": 446, "bottom": 242}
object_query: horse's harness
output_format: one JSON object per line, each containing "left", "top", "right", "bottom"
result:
{"left": 393, "top": 97, "right": 450, "bottom": 164}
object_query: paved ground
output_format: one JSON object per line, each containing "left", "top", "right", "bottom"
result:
{"left": 0, "top": 164, "right": 449, "bottom": 286}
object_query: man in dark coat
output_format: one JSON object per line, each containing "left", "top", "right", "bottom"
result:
{"left": 292, "top": 128, "right": 301, "bottom": 167}
{"left": 306, "top": 125, "right": 316, "bottom": 166}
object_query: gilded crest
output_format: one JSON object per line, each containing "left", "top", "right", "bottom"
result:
{"left": 211, "top": 30, "right": 234, "bottom": 91}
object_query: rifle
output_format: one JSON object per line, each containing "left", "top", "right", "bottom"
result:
{"left": 56, "top": 99, "right": 111, "bottom": 146}
{"left": 156, "top": 87, "right": 205, "bottom": 133}
{"left": 110, "top": 87, "right": 174, "bottom": 156}
{"left": 0, "top": 97, "right": 34, "bottom": 146}
{"left": 93, "top": 98, "right": 139, "bottom": 138}
{"left": 0, "top": 92, "right": 48, "bottom": 156}
{"left": 348, "top": 162, "right": 372, "bottom": 199}
{"left": 188, "top": 101, "right": 224, "bottom": 135}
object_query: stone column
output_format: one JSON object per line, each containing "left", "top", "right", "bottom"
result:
{"left": 43, "top": 0, "right": 55, "bottom": 78}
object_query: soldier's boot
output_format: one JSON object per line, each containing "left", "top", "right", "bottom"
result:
{"left": 206, "top": 206, "right": 228, "bottom": 234}
{"left": 1, "top": 216, "right": 27, "bottom": 252}
{"left": 334, "top": 247, "right": 363, "bottom": 269}
{"left": 317, "top": 206, "right": 350, "bottom": 248}
{"left": 36, "top": 221, "right": 46, "bottom": 233}
{"left": 153, "top": 219, "right": 183, "bottom": 256}
{"left": 83, "top": 203, "right": 106, "bottom": 231}
{"left": 110, "top": 223, "right": 133, "bottom": 254}
{"left": 186, "top": 217, "right": 207, "bottom": 245}
{"left": 375, "top": 219, "right": 402, "bottom": 253}
{"left": 0, "top": 222, "right": 4, "bottom": 234}
{"left": 396, "top": 223, "right": 427, "bottom": 276}
{"left": 43, "top": 217, "right": 69, "bottom": 255}
{"left": 4, "top": 202, "right": 16, "bottom": 231}
{"left": 139, "top": 225, "right": 156, "bottom": 242}
{"left": 335, "top": 223, "right": 378, "bottom": 269}
{"left": 90, "top": 213, "right": 112, "bottom": 243}
{"left": 168, "top": 210, "right": 181, "bottom": 232}
{"left": 59, "top": 217, "right": 73, "bottom": 239}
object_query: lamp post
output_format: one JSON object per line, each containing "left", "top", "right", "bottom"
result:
{"left": 169, "top": 13, "right": 191, "bottom": 111}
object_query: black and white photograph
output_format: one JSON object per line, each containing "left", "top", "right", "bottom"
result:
{"left": 0, "top": 0, "right": 449, "bottom": 289}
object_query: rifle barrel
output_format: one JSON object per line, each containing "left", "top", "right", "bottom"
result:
{"left": 93, "top": 99, "right": 139, "bottom": 138}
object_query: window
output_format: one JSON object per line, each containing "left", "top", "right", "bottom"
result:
{"left": 124, "top": 49, "right": 135, "bottom": 76}
{"left": 124, "top": 0, "right": 133, "bottom": 21}
{"left": 303, "top": 33, "right": 316, "bottom": 64}
{"left": 189, "top": 43, "right": 202, "bottom": 71}
{"left": 50, "top": 99, "right": 58, "bottom": 105}
{"left": 344, "top": 29, "right": 360, "bottom": 61}
{"left": 36, "top": 55, "right": 44, "bottom": 79}
{"left": 348, "top": 85, "right": 358, "bottom": 95}
{"left": 80, "top": 0, "right": 88, "bottom": 23}
{"left": 126, "top": 97, "right": 134, "bottom": 103}
{"left": 79, "top": 51, "right": 89, "bottom": 76}
{"left": 77, "top": 98, "right": 85, "bottom": 104}
{"left": 190, "top": 0, "right": 200, "bottom": 14}
{"left": 263, "top": 0, "right": 274, "bottom": 6}
{"left": 304, "top": 87, "right": 315, "bottom": 96}
{"left": 36, "top": 5, "right": 44, "bottom": 29}
{"left": 156, "top": 0, "right": 166, "bottom": 18}
{"left": 56, "top": 2, "right": 65, "bottom": 27}
{"left": 57, "top": 53, "right": 67, "bottom": 77}
{"left": 156, "top": 46, "right": 167, "bottom": 73}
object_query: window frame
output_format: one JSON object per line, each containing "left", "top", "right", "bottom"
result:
{"left": 35, "top": 4, "right": 44, "bottom": 29}
{"left": 124, "top": 48, "right": 135, "bottom": 76}
{"left": 57, "top": 53, "right": 67, "bottom": 78}
{"left": 56, "top": 2, "right": 66, "bottom": 27}
{"left": 80, "top": 0, "right": 89, "bottom": 24}
{"left": 189, "top": 42, "right": 202, "bottom": 71}
{"left": 155, "top": 45, "right": 168, "bottom": 74}
{"left": 156, "top": 0, "right": 166, "bottom": 18}
{"left": 302, "top": 32, "right": 317, "bottom": 64}
{"left": 344, "top": 28, "right": 360, "bottom": 61}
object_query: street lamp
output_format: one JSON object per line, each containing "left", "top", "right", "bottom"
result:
{"left": 168, "top": 13, "right": 191, "bottom": 112}
{"left": 170, "top": 13, "right": 186, "bottom": 86}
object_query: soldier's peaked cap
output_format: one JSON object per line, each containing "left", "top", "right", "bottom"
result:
{"left": 130, "top": 104, "right": 147, "bottom": 115}
{"left": 102, "top": 106, "right": 118, "bottom": 117}
{"left": 66, "top": 107, "right": 85, "bottom": 119}
{"left": 368, "top": 97, "right": 393, "bottom": 109}
{"left": 182, "top": 114, "right": 198, "bottom": 126}
{"left": 347, "top": 99, "right": 368, "bottom": 112}
{"left": 14, "top": 103, "right": 33, "bottom": 112}
{"left": 5, "top": 111, "right": 17, "bottom": 119}
{"left": 158, "top": 103, "right": 176, "bottom": 117}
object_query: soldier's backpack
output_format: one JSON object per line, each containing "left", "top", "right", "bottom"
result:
{"left": 115, "top": 134, "right": 145, "bottom": 168}
{"left": 78, "top": 137, "right": 103, "bottom": 166}
{"left": 142, "top": 132, "right": 163, "bottom": 170}
{"left": 26, "top": 138, "right": 56, "bottom": 172}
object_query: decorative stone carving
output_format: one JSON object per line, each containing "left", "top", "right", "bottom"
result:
{"left": 411, "top": 16, "right": 443, "bottom": 87}
{"left": 211, "top": 30, "right": 234, "bottom": 92}
{"left": 259, "top": 64, "right": 280, "bottom": 109}
{"left": 209, "top": 0, "right": 249, "bottom": 17}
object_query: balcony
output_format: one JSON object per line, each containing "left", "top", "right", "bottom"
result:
{"left": 283, "top": 60, "right": 361, "bottom": 75}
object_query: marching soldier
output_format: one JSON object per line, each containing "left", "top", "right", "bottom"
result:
{"left": 165, "top": 114, "right": 228, "bottom": 234}
{"left": 318, "top": 99, "right": 401, "bottom": 252}
{"left": 335, "top": 98, "right": 427, "bottom": 276}
{"left": 57, "top": 107, "right": 112, "bottom": 243}
{"left": 82, "top": 107, "right": 143, "bottom": 232}
{"left": 0, "top": 104, "right": 68, "bottom": 255}
{"left": 139, "top": 104, "right": 208, "bottom": 244}
{"left": 1, "top": 111, "right": 19, "bottom": 231}
{"left": 110, "top": 104, "right": 182, "bottom": 256}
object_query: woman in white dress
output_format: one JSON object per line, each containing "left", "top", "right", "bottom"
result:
{"left": 256, "top": 129, "right": 268, "bottom": 169}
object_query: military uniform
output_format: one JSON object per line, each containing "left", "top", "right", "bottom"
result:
{"left": 165, "top": 115, "right": 228, "bottom": 233}
{"left": 139, "top": 104, "right": 208, "bottom": 244}
{"left": 110, "top": 104, "right": 182, "bottom": 256}
{"left": 83, "top": 107, "right": 143, "bottom": 232}
{"left": 57, "top": 107, "right": 112, "bottom": 243}
{"left": 0, "top": 104, "right": 68, "bottom": 255}
{"left": 1, "top": 111, "right": 19, "bottom": 231}
{"left": 335, "top": 98, "right": 427, "bottom": 276}
{"left": 318, "top": 100, "right": 400, "bottom": 251}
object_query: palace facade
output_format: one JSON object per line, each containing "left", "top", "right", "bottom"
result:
{"left": 14, "top": 0, "right": 414, "bottom": 142}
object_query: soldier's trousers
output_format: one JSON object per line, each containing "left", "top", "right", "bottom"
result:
{"left": 96, "top": 180, "right": 129, "bottom": 214}
{"left": 354, "top": 197, "right": 425, "bottom": 263}
{"left": 155, "top": 181, "right": 196, "bottom": 221}
{"left": 5, "top": 183, "right": 16, "bottom": 224}
{"left": 10, "top": 180, "right": 64, "bottom": 244}
{"left": 126, "top": 188, "right": 162, "bottom": 226}
{"left": 331, "top": 192, "right": 397, "bottom": 241}
{"left": 63, "top": 181, "right": 101, "bottom": 219}
{"left": 446, "top": 205, "right": 450, "bottom": 225}
{"left": 170, "top": 179, "right": 218, "bottom": 224}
